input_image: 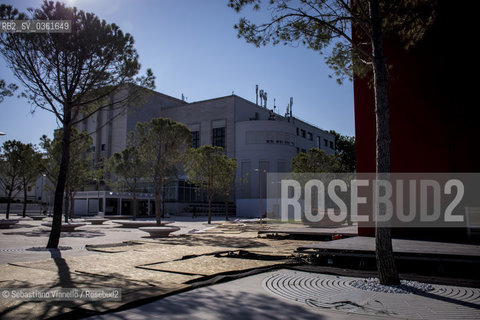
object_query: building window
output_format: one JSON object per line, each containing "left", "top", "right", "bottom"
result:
{"left": 101, "top": 144, "right": 106, "bottom": 151}
{"left": 301, "top": 148, "right": 306, "bottom": 153}
{"left": 192, "top": 131, "right": 200, "bottom": 148}
{"left": 212, "top": 127, "right": 225, "bottom": 149}
{"left": 296, "top": 128, "right": 299, "bottom": 136}
{"left": 317, "top": 136, "right": 321, "bottom": 148}
{"left": 296, "top": 147, "right": 299, "bottom": 154}
{"left": 307, "top": 132, "right": 313, "bottom": 141}
{"left": 329, "top": 141, "right": 334, "bottom": 149}
{"left": 324, "top": 138, "right": 328, "bottom": 147}
{"left": 301, "top": 129, "right": 306, "bottom": 138}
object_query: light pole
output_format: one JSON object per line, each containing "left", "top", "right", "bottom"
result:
{"left": 254, "top": 168, "right": 267, "bottom": 225}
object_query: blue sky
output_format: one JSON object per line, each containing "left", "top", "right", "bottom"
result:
{"left": 0, "top": 0, "right": 354, "bottom": 145}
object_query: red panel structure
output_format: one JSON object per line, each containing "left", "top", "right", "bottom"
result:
{"left": 354, "top": 1, "right": 478, "bottom": 239}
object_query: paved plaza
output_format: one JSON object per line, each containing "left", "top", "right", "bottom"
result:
{"left": 87, "top": 269, "right": 480, "bottom": 320}
{"left": 0, "top": 216, "right": 479, "bottom": 319}
{"left": 0, "top": 216, "right": 223, "bottom": 264}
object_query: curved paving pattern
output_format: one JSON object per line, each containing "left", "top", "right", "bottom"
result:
{"left": 263, "top": 271, "right": 480, "bottom": 319}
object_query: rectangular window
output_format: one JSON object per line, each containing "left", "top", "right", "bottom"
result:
{"left": 296, "top": 128, "right": 299, "bottom": 136}
{"left": 192, "top": 131, "right": 200, "bottom": 148}
{"left": 277, "top": 161, "right": 288, "bottom": 173}
{"left": 301, "top": 129, "right": 306, "bottom": 138}
{"left": 330, "top": 141, "right": 334, "bottom": 149}
{"left": 212, "top": 127, "right": 225, "bottom": 149}
{"left": 317, "top": 136, "right": 321, "bottom": 148}
{"left": 324, "top": 138, "right": 328, "bottom": 147}
{"left": 308, "top": 132, "right": 313, "bottom": 141}
{"left": 101, "top": 144, "right": 106, "bottom": 151}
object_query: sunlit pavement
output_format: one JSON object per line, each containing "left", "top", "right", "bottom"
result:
{"left": 0, "top": 215, "right": 227, "bottom": 264}
{"left": 86, "top": 269, "right": 480, "bottom": 320}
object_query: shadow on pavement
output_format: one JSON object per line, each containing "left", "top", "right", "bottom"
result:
{"left": 149, "top": 235, "right": 269, "bottom": 249}
{"left": 3, "top": 229, "right": 105, "bottom": 238}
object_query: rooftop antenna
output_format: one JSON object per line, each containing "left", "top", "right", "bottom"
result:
{"left": 273, "top": 98, "right": 276, "bottom": 113}
{"left": 255, "top": 85, "right": 259, "bottom": 105}
{"left": 289, "top": 97, "right": 293, "bottom": 118}
{"left": 181, "top": 93, "right": 185, "bottom": 101}
{"left": 259, "top": 89, "right": 264, "bottom": 107}
{"left": 264, "top": 92, "right": 267, "bottom": 108}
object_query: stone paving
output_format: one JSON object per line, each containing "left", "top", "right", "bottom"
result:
{"left": 86, "top": 269, "right": 480, "bottom": 320}
{"left": 0, "top": 216, "right": 479, "bottom": 319}
{"left": 0, "top": 215, "right": 225, "bottom": 263}
{"left": 263, "top": 270, "right": 480, "bottom": 319}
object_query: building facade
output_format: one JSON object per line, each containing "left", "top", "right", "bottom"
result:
{"left": 74, "top": 90, "right": 335, "bottom": 217}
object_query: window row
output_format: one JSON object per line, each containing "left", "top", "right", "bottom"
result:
{"left": 190, "top": 126, "right": 226, "bottom": 149}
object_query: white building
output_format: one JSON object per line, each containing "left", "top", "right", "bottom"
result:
{"left": 73, "top": 89, "right": 335, "bottom": 217}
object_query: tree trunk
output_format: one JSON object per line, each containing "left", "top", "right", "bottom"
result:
{"left": 225, "top": 199, "right": 229, "bottom": 221}
{"left": 70, "top": 194, "right": 75, "bottom": 220}
{"left": 22, "top": 181, "right": 27, "bottom": 217}
{"left": 64, "top": 192, "right": 70, "bottom": 223}
{"left": 208, "top": 194, "right": 212, "bottom": 224}
{"left": 155, "top": 192, "right": 161, "bottom": 225}
{"left": 5, "top": 183, "right": 13, "bottom": 219}
{"left": 132, "top": 194, "right": 137, "bottom": 221}
{"left": 132, "top": 177, "right": 137, "bottom": 221}
{"left": 154, "top": 179, "right": 162, "bottom": 225}
{"left": 369, "top": 0, "right": 400, "bottom": 285}
{"left": 162, "top": 187, "right": 166, "bottom": 219}
{"left": 47, "top": 109, "right": 72, "bottom": 248}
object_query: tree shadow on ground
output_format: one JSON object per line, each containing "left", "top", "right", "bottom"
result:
{"left": 0, "top": 256, "right": 169, "bottom": 320}
{"left": 147, "top": 235, "right": 269, "bottom": 249}
{"left": 84, "top": 285, "right": 327, "bottom": 320}
{"left": 3, "top": 229, "right": 105, "bottom": 238}
{"left": 1, "top": 223, "right": 38, "bottom": 229}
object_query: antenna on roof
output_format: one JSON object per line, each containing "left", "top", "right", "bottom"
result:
{"left": 289, "top": 97, "right": 293, "bottom": 118}
{"left": 264, "top": 92, "right": 267, "bottom": 108}
{"left": 255, "top": 85, "right": 259, "bottom": 105}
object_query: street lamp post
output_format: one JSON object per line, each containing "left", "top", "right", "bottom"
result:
{"left": 254, "top": 168, "right": 267, "bottom": 225}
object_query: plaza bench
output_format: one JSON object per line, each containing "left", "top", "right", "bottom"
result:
{"left": 42, "top": 222, "right": 86, "bottom": 232}
{"left": 139, "top": 226, "right": 180, "bottom": 238}
{"left": 111, "top": 220, "right": 173, "bottom": 228}
{"left": 465, "top": 207, "right": 480, "bottom": 238}
{"left": 30, "top": 216, "right": 46, "bottom": 221}
{"left": 85, "top": 218, "right": 109, "bottom": 225}
{"left": 0, "top": 219, "right": 19, "bottom": 229}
